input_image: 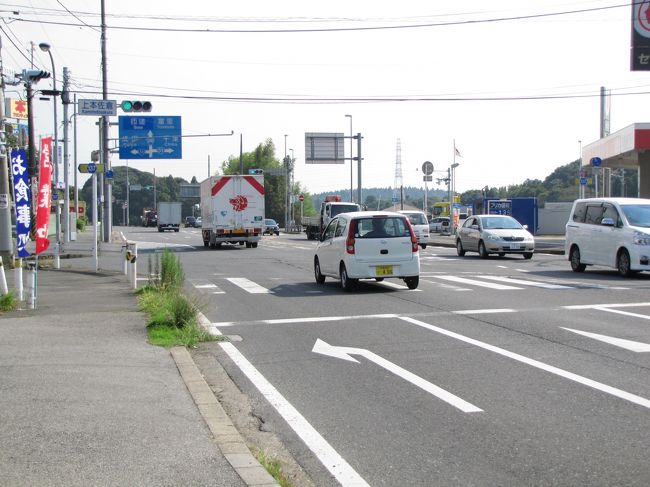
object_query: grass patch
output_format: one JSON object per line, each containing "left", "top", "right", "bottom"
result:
{"left": 136, "top": 250, "right": 224, "bottom": 348}
{"left": 0, "top": 291, "right": 17, "bottom": 313}
{"left": 256, "top": 451, "right": 293, "bottom": 487}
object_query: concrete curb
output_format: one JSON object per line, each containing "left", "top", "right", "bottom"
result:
{"left": 170, "top": 346, "right": 279, "bottom": 487}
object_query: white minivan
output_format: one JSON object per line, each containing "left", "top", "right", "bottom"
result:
{"left": 565, "top": 197, "right": 650, "bottom": 276}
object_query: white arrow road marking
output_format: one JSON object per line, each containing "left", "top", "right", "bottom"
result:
{"left": 312, "top": 339, "right": 483, "bottom": 414}
{"left": 562, "top": 328, "right": 650, "bottom": 352}
{"left": 399, "top": 316, "right": 650, "bottom": 410}
{"left": 594, "top": 306, "right": 650, "bottom": 320}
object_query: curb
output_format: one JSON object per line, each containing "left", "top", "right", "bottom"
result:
{"left": 171, "top": 346, "right": 279, "bottom": 487}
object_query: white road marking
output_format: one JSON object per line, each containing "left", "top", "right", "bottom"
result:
{"left": 218, "top": 340, "right": 370, "bottom": 486}
{"left": 562, "top": 328, "right": 650, "bottom": 352}
{"left": 213, "top": 313, "right": 400, "bottom": 327}
{"left": 564, "top": 302, "right": 650, "bottom": 310}
{"left": 453, "top": 309, "right": 516, "bottom": 315}
{"left": 478, "top": 275, "right": 572, "bottom": 289}
{"left": 312, "top": 339, "right": 482, "bottom": 413}
{"left": 399, "top": 316, "right": 650, "bottom": 410}
{"left": 422, "top": 279, "right": 472, "bottom": 291}
{"left": 193, "top": 282, "right": 226, "bottom": 294}
{"left": 515, "top": 268, "right": 530, "bottom": 273}
{"left": 433, "top": 275, "right": 521, "bottom": 290}
{"left": 593, "top": 307, "right": 650, "bottom": 320}
{"left": 226, "top": 277, "right": 271, "bottom": 294}
{"left": 378, "top": 281, "right": 423, "bottom": 292}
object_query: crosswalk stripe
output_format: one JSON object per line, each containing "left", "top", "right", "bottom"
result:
{"left": 477, "top": 275, "right": 572, "bottom": 289}
{"left": 226, "top": 277, "right": 271, "bottom": 294}
{"left": 433, "top": 275, "right": 521, "bottom": 290}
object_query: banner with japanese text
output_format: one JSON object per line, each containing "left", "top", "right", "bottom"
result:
{"left": 10, "top": 148, "right": 31, "bottom": 257}
{"left": 35, "top": 137, "right": 52, "bottom": 254}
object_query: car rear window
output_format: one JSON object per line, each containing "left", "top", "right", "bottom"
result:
{"left": 405, "top": 213, "right": 427, "bottom": 225}
{"left": 355, "top": 216, "right": 410, "bottom": 238}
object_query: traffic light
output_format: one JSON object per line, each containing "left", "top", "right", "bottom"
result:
{"left": 120, "top": 100, "right": 152, "bottom": 112}
{"left": 21, "top": 69, "right": 51, "bottom": 83}
{"left": 248, "top": 168, "right": 263, "bottom": 175}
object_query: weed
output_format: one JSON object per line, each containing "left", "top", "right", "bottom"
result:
{"left": 256, "top": 450, "right": 293, "bottom": 487}
{"left": 0, "top": 291, "right": 17, "bottom": 312}
{"left": 160, "top": 248, "right": 184, "bottom": 290}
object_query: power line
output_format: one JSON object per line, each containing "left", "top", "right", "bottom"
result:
{"left": 7, "top": 2, "right": 631, "bottom": 34}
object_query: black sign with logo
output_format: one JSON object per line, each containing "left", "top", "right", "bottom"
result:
{"left": 631, "top": 0, "right": 650, "bottom": 70}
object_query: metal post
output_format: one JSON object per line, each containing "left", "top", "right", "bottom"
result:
{"left": 0, "top": 68, "right": 13, "bottom": 261}
{"left": 125, "top": 160, "right": 129, "bottom": 226}
{"left": 345, "top": 114, "right": 353, "bottom": 203}
{"left": 92, "top": 173, "right": 98, "bottom": 272}
{"left": 101, "top": 0, "right": 112, "bottom": 243}
{"left": 25, "top": 261, "right": 36, "bottom": 309}
{"left": 356, "top": 133, "right": 362, "bottom": 207}
{"left": 73, "top": 94, "right": 78, "bottom": 240}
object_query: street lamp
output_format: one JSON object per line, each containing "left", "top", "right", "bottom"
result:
{"left": 345, "top": 114, "right": 353, "bottom": 203}
{"left": 38, "top": 42, "right": 61, "bottom": 252}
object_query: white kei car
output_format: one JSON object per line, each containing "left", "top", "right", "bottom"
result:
{"left": 313, "top": 211, "right": 421, "bottom": 291}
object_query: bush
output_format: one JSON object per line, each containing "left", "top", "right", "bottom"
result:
{"left": 76, "top": 215, "right": 88, "bottom": 232}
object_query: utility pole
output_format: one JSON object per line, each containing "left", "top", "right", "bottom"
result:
{"left": 62, "top": 67, "right": 70, "bottom": 242}
{"left": 101, "top": 0, "right": 111, "bottom": 242}
{"left": 0, "top": 35, "right": 12, "bottom": 261}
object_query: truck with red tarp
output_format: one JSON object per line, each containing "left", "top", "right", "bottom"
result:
{"left": 200, "top": 174, "right": 265, "bottom": 248}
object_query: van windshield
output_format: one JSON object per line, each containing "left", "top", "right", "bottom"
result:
{"left": 621, "top": 204, "right": 650, "bottom": 227}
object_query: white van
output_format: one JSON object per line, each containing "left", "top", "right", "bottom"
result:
{"left": 398, "top": 210, "right": 430, "bottom": 249}
{"left": 565, "top": 197, "right": 650, "bottom": 276}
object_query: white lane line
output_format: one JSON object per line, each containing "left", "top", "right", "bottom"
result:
{"left": 378, "top": 281, "right": 423, "bottom": 292}
{"left": 561, "top": 328, "right": 650, "bottom": 352}
{"left": 564, "top": 302, "right": 650, "bottom": 310}
{"left": 399, "top": 316, "right": 650, "bottom": 410}
{"left": 226, "top": 277, "right": 271, "bottom": 294}
{"left": 593, "top": 307, "right": 650, "bottom": 320}
{"left": 213, "top": 313, "right": 400, "bottom": 327}
{"left": 218, "top": 340, "right": 370, "bottom": 487}
{"left": 433, "top": 275, "right": 521, "bottom": 290}
{"left": 453, "top": 309, "right": 516, "bottom": 315}
{"left": 478, "top": 275, "right": 572, "bottom": 289}
{"left": 193, "top": 283, "right": 226, "bottom": 294}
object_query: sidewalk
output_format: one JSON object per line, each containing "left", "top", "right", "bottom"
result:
{"left": 0, "top": 250, "right": 277, "bottom": 486}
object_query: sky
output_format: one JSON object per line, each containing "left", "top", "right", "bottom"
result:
{"left": 3, "top": 0, "right": 650, "bottom": 199}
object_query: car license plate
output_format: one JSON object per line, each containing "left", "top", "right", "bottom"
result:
{"left": 509, "top": 243, "right": 521, "bottom": 250}
{"left": 376, "top": 265, "right": 393, "bottom": 276}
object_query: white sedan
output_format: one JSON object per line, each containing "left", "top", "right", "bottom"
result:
{"left": 456, "top": 214, "right": 535, "bottom": 259}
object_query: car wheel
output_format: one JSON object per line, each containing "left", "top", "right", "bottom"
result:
{"left": 252, "top": 242, "right": 258, "bottom": 248}
{"left": 478, "top": 241, "right": 489, "bottom": 259}
{"left": 498, "top": 252, "right": 505, "bottom": 257}
{"left": 456, "top": 239, "right": 465, "bottom": 256}
{"left": 570, "top": 246, "right": 586, "bottom": 272}
{"left": 314, "top": 257, "right": 326, "bottom": 284}
{"left": 617, "top": 249, "right": 634, "bottom": 277}
{"left": 405, "top": 276, "right": 419, "bottom": 290}
{"left": 203, "top": 241, "right": 209, "bottom": 248}
{"left": 420, "top": 244, "right": 427, "bottom": 250}
{"left": 523, "top": 252, "right": 533, "bottom": 260}
{"left": 245, "top": 242, "right": 252, "bottom": 248}
{"left": 340, "top": 264, "right": 356, "bottom": 291}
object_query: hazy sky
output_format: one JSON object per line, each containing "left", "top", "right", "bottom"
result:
{"left": 3, "top": 0, "right": 649, "bottom": 197}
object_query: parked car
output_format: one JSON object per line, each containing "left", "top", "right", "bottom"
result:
{"left": 194, "top": 217, "right": 202, "bottom": 228}
{"left": 565, "top": 197, "right": 650, "bottom": 276}
{"left": 429, "top": 217, "right": 450, "bottom": 233}
{"left": 456, "top": 214, "right": 535, "bottom": 259}
{"left": 314, "top": 211, "right": 420, "bottom": 291}
{"left": 398, "top": 210, "right": 430, "bottom": 249}
{"left": 263, "top": 218, "right": 280, "bottom": 235}
{"left": 185, "top": 216, "right": 196, "bottom": 227}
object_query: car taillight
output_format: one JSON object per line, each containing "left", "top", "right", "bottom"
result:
{"left": 346, "top": 219, "right": 357, "bottom": 254}
{"left": 406, "top": 219, "right": 419, "bottom": 252}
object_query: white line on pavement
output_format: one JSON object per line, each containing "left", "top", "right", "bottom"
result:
{"left": 433, "top": 275, "right": 522, "bottom": 290}
{"left": 478, "top": 275, "right": 572, "bottom": 289}
{"left": 226, "top": 277, "right": 271, "bottom": 294}
{"left": 399, "top": 316, "right": 650, "bottom": 410}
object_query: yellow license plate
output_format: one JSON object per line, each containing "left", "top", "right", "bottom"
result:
{"left": 376, "top": 265, "right": 393, "bottom": 276}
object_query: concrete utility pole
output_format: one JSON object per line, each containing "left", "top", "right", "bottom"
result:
{"left": 62, "top": 67, "right": 71, "bottom": 242}
{"left": 101, "top": 0, "right": 111, "bottom": 242}
{"left": 0, "top": 35, "right": 13, "bottom": 261}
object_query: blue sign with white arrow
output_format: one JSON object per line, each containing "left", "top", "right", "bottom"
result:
{"left": 118, "top": 116, "right": 182, "bottom": 160}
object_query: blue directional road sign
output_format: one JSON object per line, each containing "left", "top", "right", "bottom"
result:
{"left": 118, "top": 116, "right": 182, "bottom": 160}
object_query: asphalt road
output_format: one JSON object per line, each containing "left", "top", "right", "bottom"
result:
{"left": 123, "top": 226, "right": 650, "bottom": 487}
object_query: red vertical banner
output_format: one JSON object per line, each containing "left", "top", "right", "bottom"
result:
{"left": 35, "top": 136, "right": 53, "bottom": 254}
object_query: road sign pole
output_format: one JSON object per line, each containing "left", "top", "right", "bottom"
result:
{"left": 92, "top": 172, "right": 98, "bottom": 272}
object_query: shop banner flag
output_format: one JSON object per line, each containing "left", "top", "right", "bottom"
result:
{"left": 35, "top": 137, "right": 53, "bottom": 254}
{"left": 11, "top": 148, "right": 31, "bottom": 257}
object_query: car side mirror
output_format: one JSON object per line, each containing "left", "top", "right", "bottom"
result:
{"left": 471, "top": 224, "right": 479, "bottom": 230}
{"left": 601, "top": 217, "right": 615, "bottom": 227}
{"left": 523, "top": 224, "right": 528, "bottom": 230}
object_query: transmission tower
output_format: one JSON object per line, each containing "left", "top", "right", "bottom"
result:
{"left": 392, "top": 138, "right": 403, "bottom": 208}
